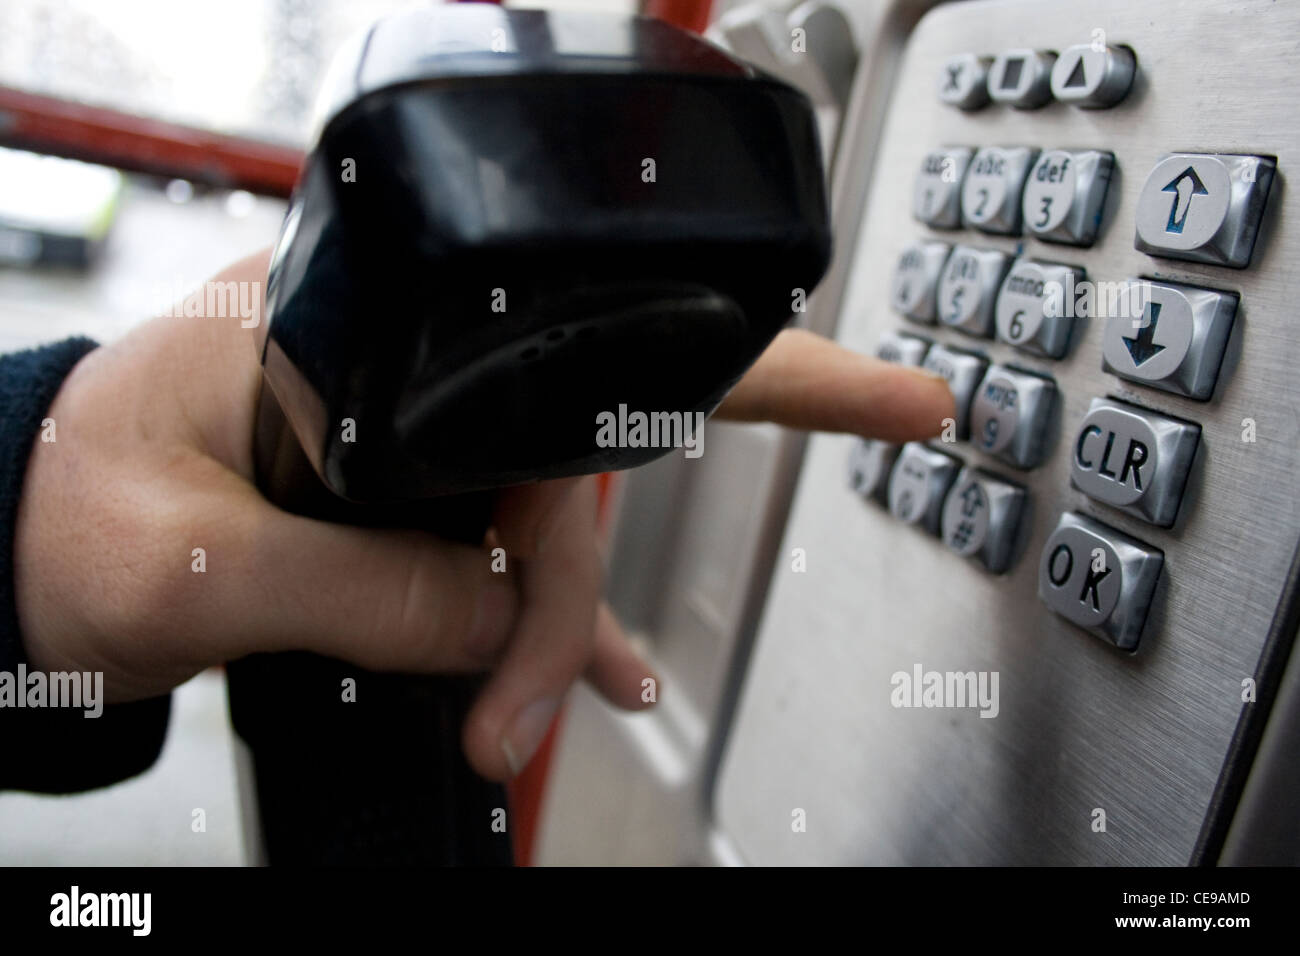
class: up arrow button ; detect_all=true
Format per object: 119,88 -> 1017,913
1134,153 -> 1276,268
1162,167 -> 1208,234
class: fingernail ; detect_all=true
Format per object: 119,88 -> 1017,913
501,696 -> 561,776
905,364 -> 951,385
466,580 -> 516,660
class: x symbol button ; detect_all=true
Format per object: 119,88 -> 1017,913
938,53 -> 991,110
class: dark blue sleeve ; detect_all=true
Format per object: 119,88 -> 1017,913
0,337 -> 172,792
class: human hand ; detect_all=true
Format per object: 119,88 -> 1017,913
13,250 -> 953,780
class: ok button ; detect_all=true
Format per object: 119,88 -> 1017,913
1038,512 -> 1163,650
1070,398 -> 1199,527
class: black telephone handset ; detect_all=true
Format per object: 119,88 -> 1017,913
227,4 -> 831,864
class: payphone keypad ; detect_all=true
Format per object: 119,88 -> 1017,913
868,44 -> 1278,646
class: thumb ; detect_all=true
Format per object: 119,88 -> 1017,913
215,498 -> 519,673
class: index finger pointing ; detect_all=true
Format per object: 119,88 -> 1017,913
716,328 -> 955,442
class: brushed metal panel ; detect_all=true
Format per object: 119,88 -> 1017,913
715,0 -> 1300,865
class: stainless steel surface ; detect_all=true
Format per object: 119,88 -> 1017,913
891,239 -> 951,320
1220,563 -> 1300,864
935,244 -> 1011,335
913,147 -> 971,227
994,258 -> 1081,357
1049,43 -> 1135,110
941,466 -> 1025,573
1038,512 -> 1163,651
1134,153 -> 1276,268
921,342 -> 985,438
1070,398 -> 1199,528
988,48 -> 1053,109
968,364 -> 1055,468
1100,280 -> 1237,400
962,146 -> 1038,233
714,0 -> 1300,865
1021,149 -> 1114,246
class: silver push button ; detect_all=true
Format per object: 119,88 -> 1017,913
968,365 -> 1055,469
962,146 -> 1038,234
891,239 -> 951,323
938,54 -> 992,110
921,344 -> 988,440
888,442 -> 961,535
995,258 -> 1082,359
1071,398 -> 1199,528
1021,149 -> 1114,246
1134,153 -> 1276,268
1038,512 -> 1163,651
848,438 -> 898,503
913,148 -> 972,228
877,330 -> 929,366
936,244 -> 1011,336
987,49 -> 1055,109
1049,44 -> 1136,108
1101,279 -> 1238,400
941,467 -> 1026,573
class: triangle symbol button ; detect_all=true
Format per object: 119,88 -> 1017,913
1063,58 -> 1087,88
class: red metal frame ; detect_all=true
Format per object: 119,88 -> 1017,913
0,85 -> 304,197
644,0 -> 715,35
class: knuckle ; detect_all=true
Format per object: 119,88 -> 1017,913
380,545 -> 480,668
